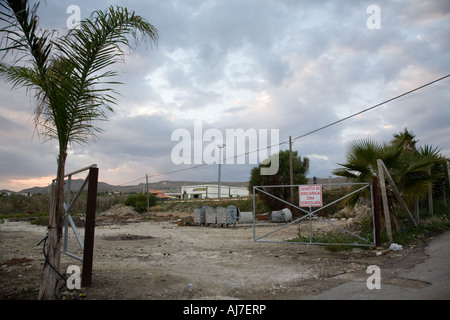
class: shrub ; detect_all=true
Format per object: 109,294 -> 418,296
124,193 -> 156,213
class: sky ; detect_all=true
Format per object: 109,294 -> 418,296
0,0 -> 449,192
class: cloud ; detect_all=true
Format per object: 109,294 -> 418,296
1,0 -> 449,191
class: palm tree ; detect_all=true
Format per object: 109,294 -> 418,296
395,144 -> 443,205
332,138 -> 402,197
333,132 -> 443,219
0,0 -> 158,299
391,127 -> 418,154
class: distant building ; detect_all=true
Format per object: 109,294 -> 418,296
181,184 -> 249,200
149,190 -> 175,200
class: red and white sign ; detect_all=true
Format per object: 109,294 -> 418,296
299,185 -> 323,207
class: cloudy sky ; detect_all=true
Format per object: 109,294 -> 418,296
1,0 -> 449,191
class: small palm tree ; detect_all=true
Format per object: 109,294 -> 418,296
333,132 -> 444,215
0,0 -> 158,299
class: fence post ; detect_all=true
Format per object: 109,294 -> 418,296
372,176 -> 381,247
81,167 -> 98,287
377,159 -> 393,243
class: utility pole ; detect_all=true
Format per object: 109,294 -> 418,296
289,136 -> 294,204
218,144 -> 225,199
146,174 -> 149,215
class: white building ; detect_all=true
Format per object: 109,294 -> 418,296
181,184 -> 249,200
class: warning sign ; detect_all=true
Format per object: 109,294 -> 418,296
299,185 -> 323,207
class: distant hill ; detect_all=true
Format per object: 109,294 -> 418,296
17,180 -> 250,195
18,180 -> 117,195
15,177 -> 346,195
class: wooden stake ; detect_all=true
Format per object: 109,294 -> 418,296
377,159 -> 393,243
372,176 -> 381,247
379,159 -> 417,227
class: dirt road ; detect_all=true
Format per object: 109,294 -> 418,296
0,211 -> 430,300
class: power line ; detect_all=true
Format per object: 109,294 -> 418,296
116,176 -> 147,186
117,163 -> 211,186
117,73 -> 450,185
291,73 -> 450,144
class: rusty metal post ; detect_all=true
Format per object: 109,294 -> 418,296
81,167 -> 98,287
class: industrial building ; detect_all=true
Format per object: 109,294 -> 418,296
181,184 -> 249,200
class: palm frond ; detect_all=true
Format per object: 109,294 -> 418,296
48,5 -> 159,146
334,132 -> 445,210
0,62 -> 41,89
0,0 -> 53,74
417,144 -> 441,158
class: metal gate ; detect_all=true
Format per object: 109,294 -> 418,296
252,183 -> 375,247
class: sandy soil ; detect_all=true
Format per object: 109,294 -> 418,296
0,208 -> 429,300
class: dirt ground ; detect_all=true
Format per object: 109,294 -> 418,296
0,206 -> 431,300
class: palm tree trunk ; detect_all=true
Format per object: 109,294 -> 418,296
38,149 -> 67,299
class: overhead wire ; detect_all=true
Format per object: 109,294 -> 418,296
290,73 -> 450,144
116,73 -> 450,186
